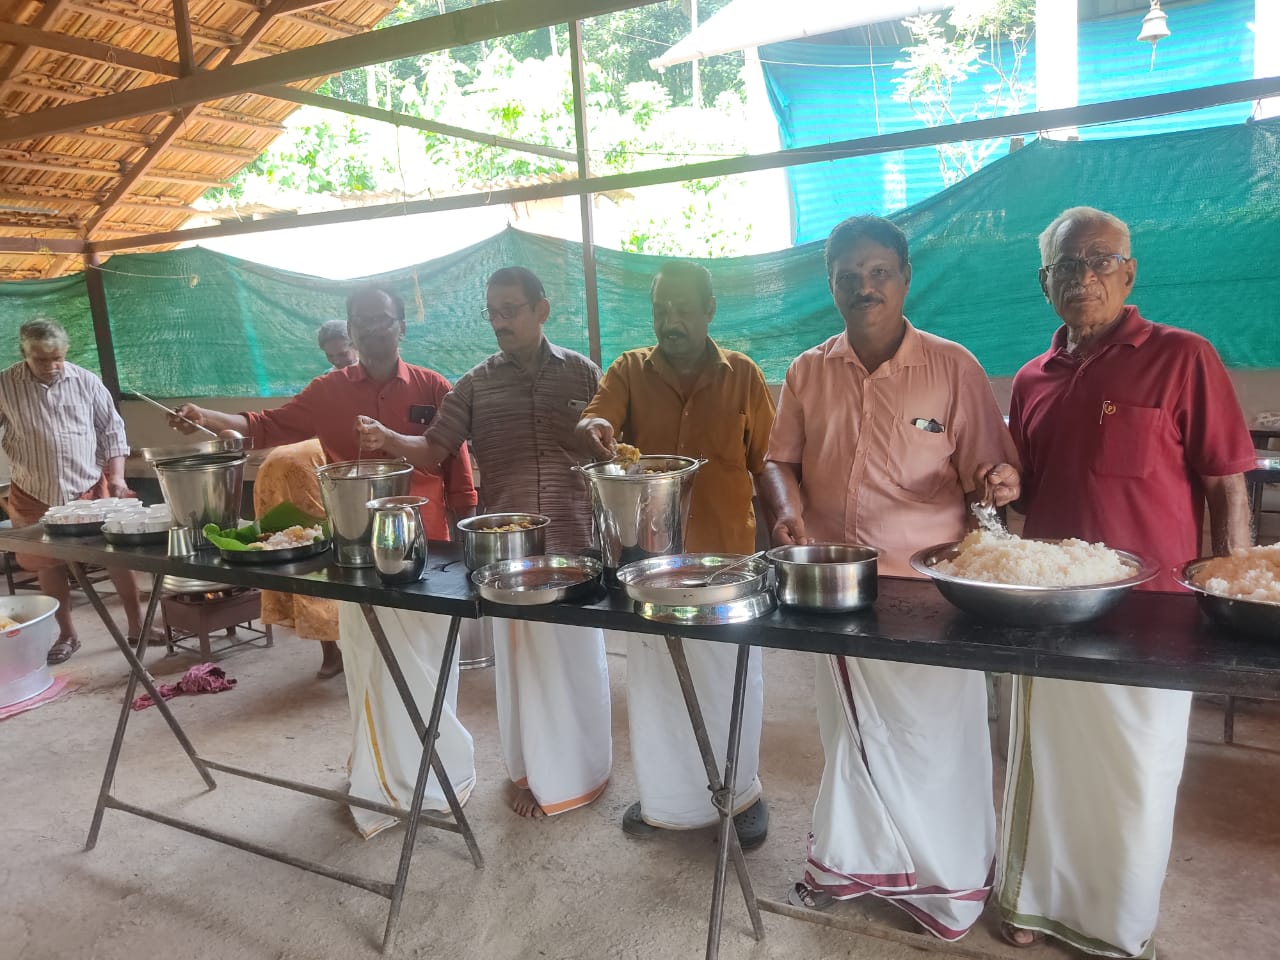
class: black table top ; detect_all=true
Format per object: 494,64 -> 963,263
0,525 -> 480,618
5,525 -> 1279,699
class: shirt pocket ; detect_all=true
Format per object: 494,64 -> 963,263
1093,403 -> 1163,479
706,412 -> 748,465
889,417 -> 958,503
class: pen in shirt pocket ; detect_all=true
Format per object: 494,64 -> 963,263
910,417 -> 945,434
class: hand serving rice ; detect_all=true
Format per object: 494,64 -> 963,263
1191,544 -> 1280,603
245,525 -> 325,551
935,530 -> 1136,587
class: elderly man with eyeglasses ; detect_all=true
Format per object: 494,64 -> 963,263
981,207 -> 1254,956
357,267 -> 612,821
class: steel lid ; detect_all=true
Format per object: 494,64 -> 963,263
140,436 -> 252,463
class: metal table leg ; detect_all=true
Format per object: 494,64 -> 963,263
359,605 -> 484,953
664,635 -> 765,960
75,567 -> 217,850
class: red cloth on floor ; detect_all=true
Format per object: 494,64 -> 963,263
130,663 -> 236,711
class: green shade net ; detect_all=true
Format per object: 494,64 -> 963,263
2,118 -> 1277,395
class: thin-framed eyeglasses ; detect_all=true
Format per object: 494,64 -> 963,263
482,302 -> 531,323
1039,254 -> 1132,281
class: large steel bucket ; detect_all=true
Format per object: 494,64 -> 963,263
153,453 -> 246,548
574,456 -> 704,576
316,460 -> 413,567
0,594 -> 60,708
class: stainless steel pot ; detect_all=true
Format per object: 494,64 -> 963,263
456,513 -> 549,572
368,496 -> 428,585
152,453 -> 246,549
0,594 -> 60,708
315,460 -> 413,567
573,456 -> 705,574
768,543 -> 880,612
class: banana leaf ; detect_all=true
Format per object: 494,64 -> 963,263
203,502 -> 328,551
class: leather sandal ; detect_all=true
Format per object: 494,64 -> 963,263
47,636 -> 81,665
786,881 -> 834,911
999,921 -> 1044,948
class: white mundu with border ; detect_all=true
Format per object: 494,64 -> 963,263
338,602 -> 476,838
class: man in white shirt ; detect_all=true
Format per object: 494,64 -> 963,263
0,319 -> 150,663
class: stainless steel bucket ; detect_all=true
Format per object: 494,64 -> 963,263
0,594 -> 60,708
316,460 -> 413,567
153,453 -> 246,548
574,456 -> 704,575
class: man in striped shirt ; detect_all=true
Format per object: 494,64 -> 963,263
356,266 -> 612,821
0,319 -> 152,663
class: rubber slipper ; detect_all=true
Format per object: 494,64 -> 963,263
786,881 -> 834,911
47,636 -> 81,665
732,798 -> 769,850
621,801 -> 659,839
999,921 -> 1044,948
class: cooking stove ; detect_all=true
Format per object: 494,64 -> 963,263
160,582 -> 272,660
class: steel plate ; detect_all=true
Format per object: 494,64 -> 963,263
472,555 -> 603,606
616,553 -> 770,606
634,589 -> 776,625
1177,558 -> 1280,640
219,538 -> 330,565
103,529 -> 169,547
139,436 -> 252,462
910,540 -> 1158,626
42,519 -> 104,537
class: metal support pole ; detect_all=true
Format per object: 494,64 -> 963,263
84,253 -> 121,403
664,635 -> 765,960
568,19 -> 603,367
79,571 -> 216,849
357,606 -> 484,953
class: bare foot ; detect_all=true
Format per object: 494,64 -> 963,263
510,786 -> 545,819
316,642 -> 343,680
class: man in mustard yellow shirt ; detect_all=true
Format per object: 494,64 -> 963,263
577,260 -> 774,847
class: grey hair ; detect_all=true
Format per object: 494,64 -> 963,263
19,318 -> 68,355
1038,207 -> 1132,264
316,318 -> 351,348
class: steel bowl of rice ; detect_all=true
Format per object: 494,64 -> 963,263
1176,545 -> 1280,639
910,530 -> 1159,626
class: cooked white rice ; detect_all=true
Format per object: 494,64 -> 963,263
245,525 -> 324,551
1193,544 -> 1280,604
935,530 -> 1136,587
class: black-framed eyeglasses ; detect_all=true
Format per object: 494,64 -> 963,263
481,302 -> 531,323
1039,254 -> 1131,281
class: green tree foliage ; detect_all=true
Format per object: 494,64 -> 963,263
892,0 -> 1036,184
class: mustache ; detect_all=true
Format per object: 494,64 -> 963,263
851,295 -> 883,307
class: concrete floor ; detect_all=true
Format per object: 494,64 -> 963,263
1,591 -> 1277,960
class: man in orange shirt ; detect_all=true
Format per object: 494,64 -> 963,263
577,260 -> 775,848
172,286 -> 478,837
761,216 -> 1015,939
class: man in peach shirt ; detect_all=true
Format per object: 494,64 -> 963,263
761,216 -> 1016,941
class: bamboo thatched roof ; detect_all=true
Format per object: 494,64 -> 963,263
0,0 -> 396,280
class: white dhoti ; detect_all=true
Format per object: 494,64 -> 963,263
338,602 -> 477,838
997,677 -> 1191,958
627,633 -> 764,829
491,617 -> 612,814
806,656 -> 995,941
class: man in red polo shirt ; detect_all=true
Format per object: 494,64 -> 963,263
982,207 -> 1254,957
172,286 -> 480,837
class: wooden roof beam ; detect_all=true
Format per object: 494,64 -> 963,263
0,22 -> 184,78
0,0 -> 662,143
81,0 -> 299,236
172,0 -> 197,75
0,237 -> 85,254
0,0 -> 73,95
86,72 -> 1280,256
264,85 -> 577,162
59,1 -> 289,54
